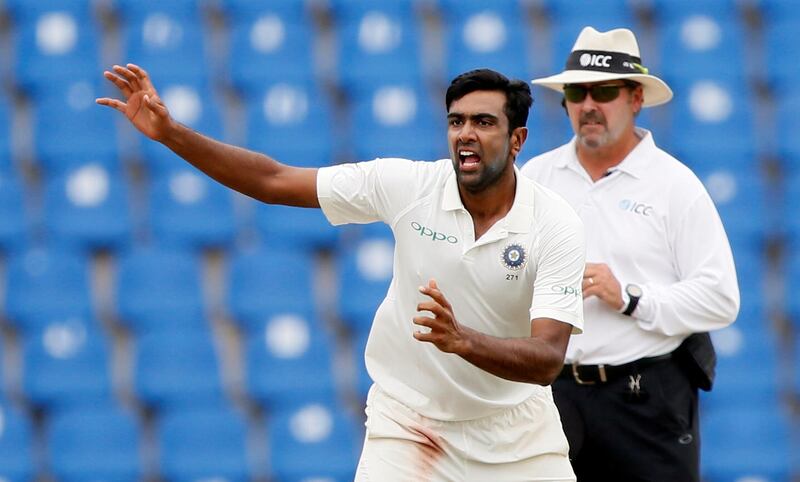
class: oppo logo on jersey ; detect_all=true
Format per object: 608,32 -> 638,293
580,53 -> 612,68
411,221 -> 458,244
619,199 -> 654,216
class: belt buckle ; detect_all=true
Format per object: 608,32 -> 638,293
571,364 -> 608,385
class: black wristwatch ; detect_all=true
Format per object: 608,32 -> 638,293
622,284 -> 642,316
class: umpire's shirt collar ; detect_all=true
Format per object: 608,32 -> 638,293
556,127 -> 654,180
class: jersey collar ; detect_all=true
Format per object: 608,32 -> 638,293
442,165 -> 534,234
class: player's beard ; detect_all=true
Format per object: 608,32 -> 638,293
454,153 -> 510,194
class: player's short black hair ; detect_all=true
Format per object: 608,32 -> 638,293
445,69 -> 533,133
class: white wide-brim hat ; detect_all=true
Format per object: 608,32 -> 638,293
532,27 -> 673,107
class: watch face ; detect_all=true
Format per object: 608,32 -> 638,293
627,284 -> 643,298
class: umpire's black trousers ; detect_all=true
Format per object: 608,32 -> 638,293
553,354 -> 699,482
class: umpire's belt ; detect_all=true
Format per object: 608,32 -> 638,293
558,353 -> 673,385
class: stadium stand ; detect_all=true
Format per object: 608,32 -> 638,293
439,0 -> 533,83
348,78 -> 445,161
42,163 -> 132,251
157,405 -> 252,482
0,171 -> 29,252
221,0 -> 317,91
46,403 -> 144,482
147,166 -> 237,249
243,313 -> 339,411
0,0 -> 796,479
332,0 -> 425,93
242,79 -> 336,168
115,246 -> 207,333
7,0 -> 102,94
21,319 -> 114,409
0,401 -> 36,482
267,401 -> 361,482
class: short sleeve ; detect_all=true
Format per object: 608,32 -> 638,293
317,158 -> 439,227
529,193 -> 586,333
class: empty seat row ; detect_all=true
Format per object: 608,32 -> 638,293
0,399 -> 361,482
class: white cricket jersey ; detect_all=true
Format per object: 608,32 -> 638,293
521,128 -> 740,366
317,158 -> 585,421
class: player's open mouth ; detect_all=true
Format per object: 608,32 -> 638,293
459,150 -> 481,170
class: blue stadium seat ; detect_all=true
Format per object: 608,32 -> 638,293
728,244 -> 767,322
758,0 -> 800,25
7,0 -> 102,94
243,80 -> 336,168
116,247 -> 207,333
134,330 -> 225,409
775,91 -> 800,173
222,0 -> 317,92
147,167 -> 237,249
0,94 -> 13,173
227,245 -> 317,334
43,164 -> 132,251
349,80 -> 446,161
116,0 -> 210,83
333,1 -> 425,93
267,401 -> 360,482
439,0 -> 532,83
4,248 -> 93,333
244,313 -> 338,411
0,401 -> 36,482
21,320 -> 114,409
785,251 -> 800,323
158,405 -> 251,482
0,171 -> 30,252
704,325 -> 781,412
47,404 -> 144,482
783,173 -> 800,244
696,167 -> 770,251
655,10 -> 748,88
32,80 -> 121,173
255,204 -> 340,251
139,79 -> 225,174
763,19 -> 800,92
702,407 -> 793,482
336,236 -> 393,333
546,3 -> 639,76
666,79 -> 758,164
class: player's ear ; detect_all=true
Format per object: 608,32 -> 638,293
510,127 -> 528,157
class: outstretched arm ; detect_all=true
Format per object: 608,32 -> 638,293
413,280 -> 572,385
96,64 -> 319,207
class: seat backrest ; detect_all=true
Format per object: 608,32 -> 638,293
244,314 -> 338,410
43,164 -> 132,251
158,405 -> 251,482
227,245 -> 317,333
8,0 -> 102,94
243,80 -> 335,168
47,404 -> 143,482
0,401 -> 36,482
134,330 -> 225,409
147,168 -> 237,250
21,320 -> 114,409
116,246 -> 207,333
5,248 -> 93,332
267,401 -> 360,481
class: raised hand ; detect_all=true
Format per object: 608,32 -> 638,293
95,64 -> 172,141
413,279 -> 470,354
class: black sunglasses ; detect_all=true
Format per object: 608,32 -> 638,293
563,82 -> 636,103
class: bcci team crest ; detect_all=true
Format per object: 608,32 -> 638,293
501,243 -> 527,271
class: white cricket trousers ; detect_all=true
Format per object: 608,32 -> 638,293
354,385 -> 576,482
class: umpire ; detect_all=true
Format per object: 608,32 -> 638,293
521,27 -> 740,481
